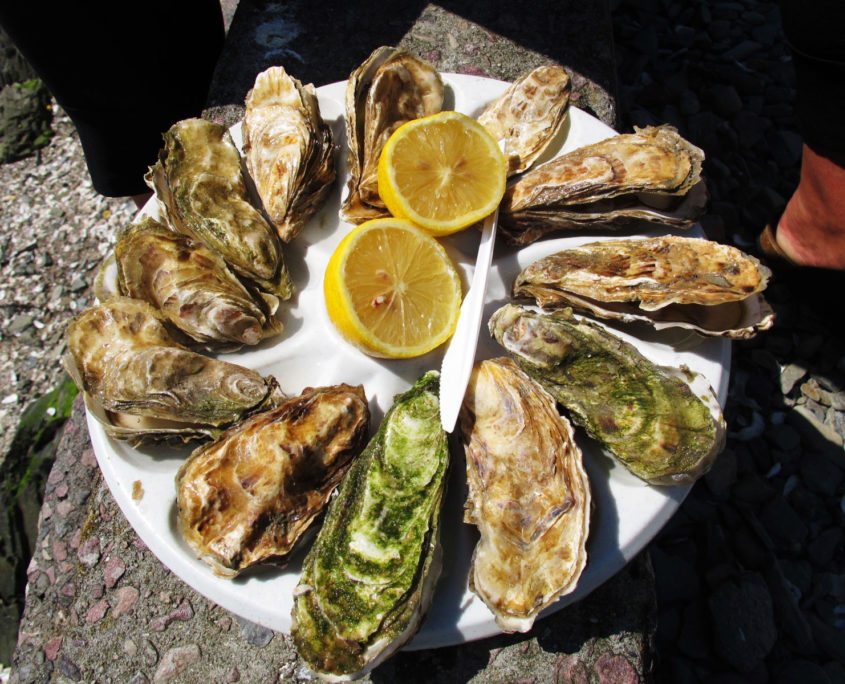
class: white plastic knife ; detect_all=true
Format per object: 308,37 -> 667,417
438,193 -> 501,433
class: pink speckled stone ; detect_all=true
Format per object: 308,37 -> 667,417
104,556 -> 125,588
86,599 -> 109,623
44,636 -> 62,661
596,654 -> 638,684
52,539 -> 68,562
112,586 -> 140,616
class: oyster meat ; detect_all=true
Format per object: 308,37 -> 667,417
514,235 -> 774,339
243,66 -> 336,242
292,371 -> 448,680
64,297 -> 285,444
146,117 -> 293,299
500,125 -> 707,244
114,215 -> 283,350
341,46 -> 444,224
490,304 -> 726,485
459,357 -> 590,633
176,383 -> 369,577
477,65 -> 571,176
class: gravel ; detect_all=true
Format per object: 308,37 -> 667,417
0,108 -> 137,462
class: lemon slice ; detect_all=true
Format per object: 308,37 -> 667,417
324,218 -> 462,358
377,111 -> 507,236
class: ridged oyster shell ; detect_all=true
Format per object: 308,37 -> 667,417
146,117 -> 293,299
477,65 -> 571,176
514,235 -> 774,339
176,383 -> 369,578
340,46 -> 444,224
490,304 -> 726,486
292,371 -> 448,681
459,357 -> 590,633
114,215 -> 283,350
500,125 -> 707,244
243,66 -> 336,242
64,297 -> 284,445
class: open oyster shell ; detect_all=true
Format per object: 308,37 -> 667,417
490,304 -> 726,486
145,117 -> 293,299
340,46 -> 444,224
176,383 -> 369,578
243,66 -> 336,242
500,125 -> 707,244
114,215 -> 283,350
514,235 -> 774,339
64,297 -> 285,445
459,358 -> 590,633
292,371 -> 448,681
477,65 -> 571,176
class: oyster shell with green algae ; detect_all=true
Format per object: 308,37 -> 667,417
513,235 -> 774,339
145,117 -> 293,299
477,65 -> 572,177
291,371 -> 449,681
459,357 -> 591,633
114,215 -> 283,351
243,66 -> 336,243
176,383 -> 369,578
499,124 -> 707,245
489,304 -> 726,486
64,297 -> 285,445
340,46 -> 444,224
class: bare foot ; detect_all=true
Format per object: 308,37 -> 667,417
774,144 -> 845,270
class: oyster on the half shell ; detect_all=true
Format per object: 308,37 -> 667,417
490,304 -> 726,486
340,46 -> 444,224
292,371 -> 448,681
500,125 -> 707,244
114,216 -> 283,350
64,297 -> 285,445
477,65 -> 571,176
243,66 -> 336,242
514,235 -> 774,339
146,117 -> 293,299
459,358 -> 590,633
176,383 -> 369,578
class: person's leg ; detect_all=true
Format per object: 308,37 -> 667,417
0,0 -> 225,198
767,0 -> 845,270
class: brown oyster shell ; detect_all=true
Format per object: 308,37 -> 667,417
176,383 -> 369,577
513,235 -> 774,339
500,124 -> 707,244
459,357 -> 590,632
477,65 -> 571,176
243,66 -> 336,242
340,46 -> 444,224
114,215 -> 283,350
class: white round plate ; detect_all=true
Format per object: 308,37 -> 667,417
87,74 -> 730,650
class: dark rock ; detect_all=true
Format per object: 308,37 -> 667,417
758,496 -> 809,553
708,573 -> 777,672
810,614 -> 845,662
779,558 -> 813,597
677,599 -> 711,660
237,617 -> 274,648
733,472 -> 776,505
775,660 -> 831,684
800,453 -> 844,497
808,527 -> 844,567
650,546 -> 701,604
710,84 -> 743,117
